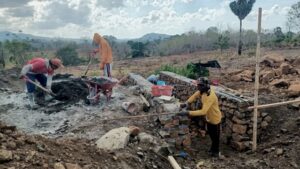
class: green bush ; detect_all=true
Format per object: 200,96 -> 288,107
56,45 -> 82,66
155,63 -> 208,79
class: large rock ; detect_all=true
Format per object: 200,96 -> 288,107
293,57 -> 300,66
288,84 -> 300,96
138,132 -> 157,144
270,79 -> 290,88
65,163 -> 82,169
280,63 -> 292,75
232,70 -> 254,82
232,124 -> 247,134
260,70 -> 275,84
261,54 -> 285,67
54,163 -> 66,169
0,149 -> 12,163
96,127 -> 130,151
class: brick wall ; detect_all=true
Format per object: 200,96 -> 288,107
159,71 -> 272,151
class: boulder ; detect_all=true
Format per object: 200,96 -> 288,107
96,127 -> 130,151
280,63 -> 292,75
260,70 -> 275,84
261,54 -> 285,67
232,124 -> 247,134
54,163 -> 66,169
293,57 -> 300,66
231,141 -> 247,151
288,84 -> 300,96
273,68 -> 283,77
138,132 -> 156,144
128,126 -> 140,136
270,79 -> 290,88
0,149 -> 12,163
65,163 -> 82,169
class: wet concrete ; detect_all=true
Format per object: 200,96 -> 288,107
0,85 -> 136,140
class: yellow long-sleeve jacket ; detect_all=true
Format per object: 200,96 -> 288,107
187,88 -> 222,125
93,33 -> 113,70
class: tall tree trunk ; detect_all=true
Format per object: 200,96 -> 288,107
238,19 -> 242,55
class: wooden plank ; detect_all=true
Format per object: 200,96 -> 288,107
140,94 -> 150,107
167,156 -> 182,169
253,7 -> 262,152
248,99 -> 300,110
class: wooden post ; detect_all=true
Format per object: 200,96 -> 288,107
253,8 -> 262,151
248,99 -> 300,110
168,156 -> 182,169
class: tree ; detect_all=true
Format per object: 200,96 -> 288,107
216,34 -> 230,54
0,42 -> 5,68
273,27 -> 285,47
287,2 -> 300,30
127,41 -> 147,58
4,40 -> 31,66
56,45 -> 81,66
229,0 -> 256,55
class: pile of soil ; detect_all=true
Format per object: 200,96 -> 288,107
0,122 -> 172,169
51,78 -> 89,103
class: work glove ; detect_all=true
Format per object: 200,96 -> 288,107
177,111 -> 189,116
180,103 -> 187,109
19,74 -> 25,80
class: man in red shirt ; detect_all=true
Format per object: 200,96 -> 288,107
20,58 -> 63,107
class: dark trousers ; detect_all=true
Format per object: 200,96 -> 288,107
207,122 -> 220,154
26,73 -> 47,93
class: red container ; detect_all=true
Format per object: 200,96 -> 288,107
151,85 -> 173,97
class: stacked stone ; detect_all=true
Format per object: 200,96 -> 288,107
159,71 -> 273,151
126,73 -> 153,100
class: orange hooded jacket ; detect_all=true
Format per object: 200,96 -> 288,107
93,33 -> 113,70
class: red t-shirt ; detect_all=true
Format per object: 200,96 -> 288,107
27,58 -> 54,75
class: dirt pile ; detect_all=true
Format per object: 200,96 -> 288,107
51,78 -> 89,103
0,122 -> 171,169
228,54 -> 300,98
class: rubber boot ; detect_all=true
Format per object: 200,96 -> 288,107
27,93 -> 38,109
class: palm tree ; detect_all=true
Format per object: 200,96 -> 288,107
229,0 -> 256,55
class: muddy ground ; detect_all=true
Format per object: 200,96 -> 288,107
0,50 -> 299,169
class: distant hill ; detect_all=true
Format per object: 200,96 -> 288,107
0,31 -> 172,43
133,33 -> 171,42
0,31 -> 51,41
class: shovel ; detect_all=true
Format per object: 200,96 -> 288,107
24,77 -> 57,97
83,52 -> 94,76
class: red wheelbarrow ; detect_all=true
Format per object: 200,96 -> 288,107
83,76 -> 119,104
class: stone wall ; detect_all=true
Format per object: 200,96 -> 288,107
159,71 -> 272,151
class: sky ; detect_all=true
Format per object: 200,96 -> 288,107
0,0 -> 298,39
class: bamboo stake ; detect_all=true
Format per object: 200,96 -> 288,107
168,156 -> 182,169
248,99 -> 300,110
253,8 -> 262,152
100,112 -> 176,121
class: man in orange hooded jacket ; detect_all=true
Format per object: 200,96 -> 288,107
92,33 -> 113,77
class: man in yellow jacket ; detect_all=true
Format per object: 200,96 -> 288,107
92,33 -> 113,77
178,77 -> 223,158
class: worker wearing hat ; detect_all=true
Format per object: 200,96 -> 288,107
178,77 -> 223,158
19,57 -> 63,108
92,33 -> 113,77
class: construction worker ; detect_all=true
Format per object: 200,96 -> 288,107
92,33 -> 113,77
177,77 -> 223,158
19,57 -> 63,108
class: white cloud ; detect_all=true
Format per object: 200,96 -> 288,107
248,4 -> 291,21
181,0 -> 194,4
0,0 -> 295,38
